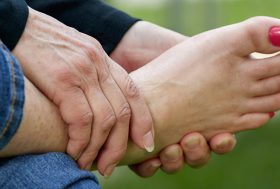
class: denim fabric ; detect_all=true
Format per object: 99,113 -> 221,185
0,41 -> 24,149
0,43 -> 100,188
0,152 -> 101,189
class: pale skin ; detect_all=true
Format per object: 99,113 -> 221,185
111,20 -> 237,176
13,7 -> 155,171
2,16 -> 280,177
14,8 -> 227,175
11,7 -> 236,176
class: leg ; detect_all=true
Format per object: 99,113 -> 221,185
0,152 -> 100,189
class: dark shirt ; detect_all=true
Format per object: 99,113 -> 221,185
0,0 -> 138,54
0,0 -> 28,50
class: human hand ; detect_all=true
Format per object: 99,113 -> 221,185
13,8 -> 154,174
110,21 -> 187,72
124,17 -> 280,166
111,21 -> 237,176
130,133 -> 236,177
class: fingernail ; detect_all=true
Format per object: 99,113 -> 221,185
143,131 -> 155,152
217,139 -> 230,150
185,136 -> 201,149
151,161 -> 161,169
74,151 -> 82,161
164,147 -> 181,162
269,26 -> 280,47
85,162 -> 92,171
269,112 -> 275,118
104,163 -> 117,178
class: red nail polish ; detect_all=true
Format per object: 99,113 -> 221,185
269,112 -> 275,118
269,26 -> 280,47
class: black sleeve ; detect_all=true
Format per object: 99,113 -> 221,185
0,0 -> 29,50
26,0 -> 139,54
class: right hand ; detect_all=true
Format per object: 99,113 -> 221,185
13,8 -> 154,174
130,133 -> 236,177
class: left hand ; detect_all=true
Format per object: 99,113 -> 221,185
110,21 -> 236,176
13,9 -> 154,175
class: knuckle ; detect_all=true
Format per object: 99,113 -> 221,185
106,147 -> 127,163
98,69 -> 111,83
55,67 -> 80,86
101,111 -> 117,133
90,38 -> 103,52
82,149 -> 98,160
83,41 -> 105,62
82,42 -> 110,83
75,58 -> 95,76
116,103 -> 131,122
76,138 -> 90,149
78,111 -> 93,125
125,75 -> 140,99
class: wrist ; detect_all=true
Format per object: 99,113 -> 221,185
111,21 -> 188,72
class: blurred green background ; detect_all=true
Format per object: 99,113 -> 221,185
97,0 -> 280,188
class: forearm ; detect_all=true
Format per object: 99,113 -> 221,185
0,77 -> 157,165
0,70 -> 182,166
0,78 -> 68,157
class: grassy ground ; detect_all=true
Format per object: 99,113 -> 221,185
98,1 -> 280,188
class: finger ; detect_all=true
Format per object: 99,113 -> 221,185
59,88 -> 92,161
237,113 -> 271,131
180,133 -> 211,168
209,133 -> 236,154
80,52 -> 131,172
129,159 -> 162,178
251,75 -> 280,97
94,70 -> 131,175
77,86 -> 116,170
159,145 -> 184,174
96,118 -> 129,177
247,93 -> 280,113
108,59 -> 154,152
94,66 -> 132,176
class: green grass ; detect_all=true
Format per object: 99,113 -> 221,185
99,1 -> 280,188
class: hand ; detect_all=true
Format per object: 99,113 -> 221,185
124,16 -> 280,166
111,21 -> 186,72
130,133 -> 236,177
13,8 -> 154,174
111,21 -> 237,175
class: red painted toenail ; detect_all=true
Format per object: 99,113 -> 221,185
268,112 -> 275,118
269,26 -> 280,47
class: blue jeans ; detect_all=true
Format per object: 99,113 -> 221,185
0,42 -> 100,189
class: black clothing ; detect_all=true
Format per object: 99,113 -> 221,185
0,0 -> 138,54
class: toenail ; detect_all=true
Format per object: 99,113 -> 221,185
269,112 -> 275,118
185,136 -> 201,150
269,26 -> 280,47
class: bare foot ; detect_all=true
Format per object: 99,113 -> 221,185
128,17 -> 280,156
